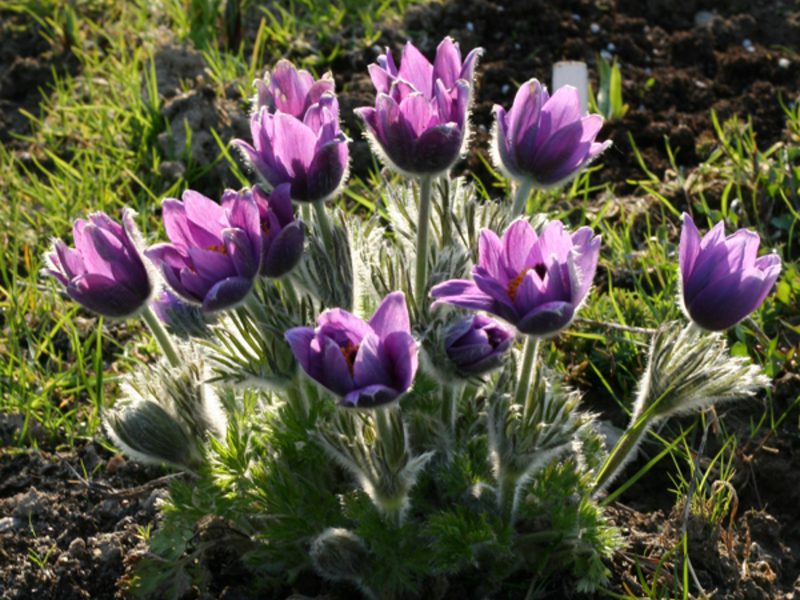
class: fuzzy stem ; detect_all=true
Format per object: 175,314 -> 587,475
511,177 -> 534,217
313,199 -> 335,258
515,337 -> 540,410
374,407 -> 404,473
593,413 -> 654,493
414,175 -> 434,307
301,203 -> 312,223
141,305 -> 181,368
440,382 -> 461,446
281,276 -> 300,307
285,374 -> 309,421
498,472 -> 520,527
440,178 -> 451,248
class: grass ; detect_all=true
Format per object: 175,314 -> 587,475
0,0 -> 799,596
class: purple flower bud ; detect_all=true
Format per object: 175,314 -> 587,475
233,60 -> 349,203
355,37 -> 483,176
253,60 -> 335,119
431,220 -> 600,337
42,209 -> 153,318
285,292 -> 418,409
145,190 -> 262,313
445,315 -> 513,376
679,213 -> 781,331
221,184 -> 304,278
492,79 -> 611,188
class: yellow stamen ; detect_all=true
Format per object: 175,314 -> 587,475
340,343 -> 360,377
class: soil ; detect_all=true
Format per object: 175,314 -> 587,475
2,0 -> 800,598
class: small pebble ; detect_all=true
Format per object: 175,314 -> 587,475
106,454 -> 126,474
600,49 -> 613,61
590,23 -> 600,34
501,84 -> 510,95
572,13 -> 581,21
372,45 -> 382,55
742,39 -> 753,49
607,42 -> 616,52
694,11 -> 715,27
645,67 -> 652,74
514,43 -> 521,50
497,5 -> 504,11
695,80 -> 707,89
643,25 -> 650,33
747,46 -> 755,54
466,21 -> 474,32
779,57 -> 791,68
478,124 -> 487,132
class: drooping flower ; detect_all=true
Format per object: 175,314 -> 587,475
492,79 -> 611,189
285,292 -> 418,408
355,37 -> 482,176
145,190 -> 262,313
444,315 -> 514,376
233,60 -> 349,203
253,59 -> 335,118
431,220 -> 600,337
679,213 -> 781,331
43,209 -> 153,318
221,184 -> 304,278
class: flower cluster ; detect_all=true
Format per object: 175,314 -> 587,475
41,36 -> 783,598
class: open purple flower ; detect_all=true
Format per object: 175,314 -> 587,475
431,220 -> 600,337
679,213 -> 781,331
145,190 -> 262,313
254,59 -> 335,118
221,184 -> 304,278
355,37 -> 482,176
445,315 -> 514,376
492,79 -> 611,189
43,209 -> 153,318
233,60 -> 349,203
285,292 -> 418,408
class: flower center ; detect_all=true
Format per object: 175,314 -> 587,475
340,343 -> 360,377
506,264 -> 547,303
207,244 -> 228,255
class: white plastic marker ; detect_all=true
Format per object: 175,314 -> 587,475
552,61 -> 589,114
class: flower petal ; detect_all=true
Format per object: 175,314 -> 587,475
369,292 -> 410,338
262,221 -> 304,278
67,273 -> 144,318
201,276 -> 253,312
433,37 -> 462,90
398,42 -> 433,98
382,330 -> 418,393
516,300 -> 575,337
340,385 -> 399,409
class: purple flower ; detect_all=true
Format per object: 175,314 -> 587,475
145,190 -> 262,313
431,220 -> 600,337
43,209 -> 153,318
232,60 -> 349,203
221,184 -> 304,278
253,59 -> 335,119
492,79 -> 611,188
285,292 -> 418,408
355,37 -> 482,176
445,315 -> 514,376
679,213 -> 781,331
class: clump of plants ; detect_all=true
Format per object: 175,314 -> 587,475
41,36 -> 780,598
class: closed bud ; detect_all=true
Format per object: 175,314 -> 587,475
310,528 -> 370,583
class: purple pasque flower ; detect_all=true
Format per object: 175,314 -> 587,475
145,190 -> 262,313
221,184 -> 304,278
285,292 -> 418,408
253,59 -> 335,118
233,60 -> 349,204
431,219 -> 600,337
445,314 -> 514,376
43,209 -> 153,318
679,213 -> 781,331
355,37 -> 482,176
492,79 -> 611,189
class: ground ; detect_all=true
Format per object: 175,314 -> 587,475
1,0 -> 800,598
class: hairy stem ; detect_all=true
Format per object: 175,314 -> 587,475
313,199 -> 335,258
440,382 -> 461,448
511,177 -> 534,217
414,175 -> 434,307
515,337 -> 540,410
593,413 -> 654,493
281,276 -> 299,307
498,472 -> 520,527
141,305 -> 181,368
